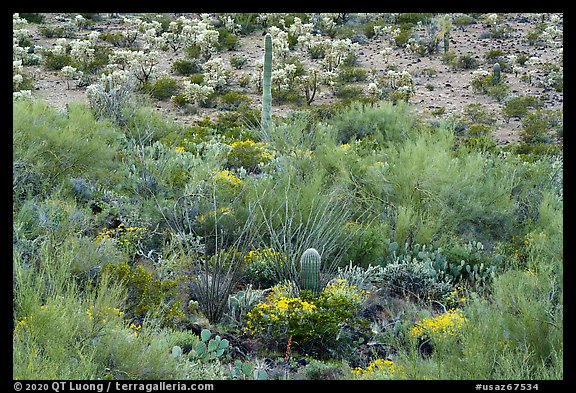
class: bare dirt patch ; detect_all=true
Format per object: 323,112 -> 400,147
21,13 -> 563,145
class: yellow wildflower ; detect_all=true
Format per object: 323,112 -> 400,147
410,309 -> 467,339
353,359 -> 405,379
214,169 -> 243,186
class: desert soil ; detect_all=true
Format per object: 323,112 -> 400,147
22,13 -> 563,145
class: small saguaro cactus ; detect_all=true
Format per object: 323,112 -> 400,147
261,33 -> 273,134
300,248 -> 321,295
443,33 -> 450,53
492,62 -> 501,85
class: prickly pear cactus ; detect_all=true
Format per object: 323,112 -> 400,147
300,248 -> 321,295
261,33 -> 272,133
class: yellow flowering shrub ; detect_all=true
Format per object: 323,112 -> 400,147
244,279 -> 369,356
95,223 -> 150,256
444,285 -> 467,308
226,139 -> 274,173
409,309 -> 467,341
213,169 -> 243,187
102,262 -> 184,327
243,247 -> 287,287
352,359 -> 406,379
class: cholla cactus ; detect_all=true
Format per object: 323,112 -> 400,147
181,81 -> 214,106
60,66 -> 84,89
300,248 -> 321,295
322,38 -> 359,72
203,58 -> 230,92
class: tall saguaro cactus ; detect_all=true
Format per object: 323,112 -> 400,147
261,33 -> 272,134
300,248 -> 321,296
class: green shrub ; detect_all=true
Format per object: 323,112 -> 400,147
337,66 -> 368,82
444,269 -> 562,379
502,95 -> 544,120
20,13 -> 45,24
226,139 -> 273,173
13,100 -> 121,189
230,53 -> 248,69
520,109 -> 562,144
456,53 -> 480,70
102,262 -> 184,327
216,28 -> 239,50
38,25 -> 67,38
185,44 -> 202,59
380,255 -> 454,302
99,31 -> 131,47
242,248 -> 287,288
13,238 -> 192,380
232,13 -> 260,35
172,59 -> 201,76
440,49 -> 458,67
452,14 -> 476,29
144,76 -> 181,101
244,279 -> 369,358
330,100 -> 415,145
333,84 -> 364,100
218,91 -> 250,110
396,13 -> 433,25
471,70 -> 509,101
42,51 -> 72,70
299,359 -> 345,380
460,103 -> 497,127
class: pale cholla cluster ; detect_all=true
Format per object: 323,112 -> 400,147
484,13 -> 500,27
181,81 -> 214,106
288,17 -> 314,38
380,47 -> 393,63
471,68 -> 491,81
202,58 -> 230,92
69,39 -> 95,64
255,13 -> 290,28
251,21 -> 359,102
373,25 -> 401,46
47,38 -> 69,56
515,53 -> 562,89
85,70 -> 137,121
13,14 -> 40,65
12,14 -> 37,96
271,63 -> 299,93
314,13 -> 338,36
322,38 -> 359,72
87,70 -> 133,93
221,15 -> 241,35
165,15 -> 220,59
297,32 -> 326,58
267,26 -> 291,62
108,49 -> 161,84
384,70 -> 415,96
12,15 -> 32,48
13,60 -> 25,91
60,65 -> 83,89
366,67 -> 415,102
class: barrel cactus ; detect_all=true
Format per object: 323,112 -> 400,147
261,33 -> 272,134
300,248 -> 321,295
492,62 -> 501,85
